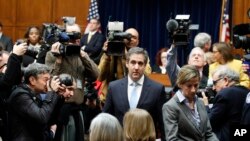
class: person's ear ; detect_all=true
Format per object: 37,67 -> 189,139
29,76 -> 36,86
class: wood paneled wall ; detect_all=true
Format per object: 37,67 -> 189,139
0,0 -> 89,42
0,0 -> 250,46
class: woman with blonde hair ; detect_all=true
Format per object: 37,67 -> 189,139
89,113 -> 124,141
123,108 -> 156,141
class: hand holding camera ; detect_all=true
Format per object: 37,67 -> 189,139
13,42 -> 28,56
47,75 -> 64,93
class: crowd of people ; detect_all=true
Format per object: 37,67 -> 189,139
0,17 -> 250,141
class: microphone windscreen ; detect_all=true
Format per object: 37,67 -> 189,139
166,19 -> 178,32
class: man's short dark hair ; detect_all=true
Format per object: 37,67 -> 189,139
0,21 -> 3,27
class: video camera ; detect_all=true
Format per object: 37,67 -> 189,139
196,86 -> 216,103
233,23 -> 250,52
166,15 -> 199,46
42,17 -> 82,56
106,21 -> 132,56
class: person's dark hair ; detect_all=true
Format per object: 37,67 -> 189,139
213,42 -> 233,62
23,63 -> 50,84
155,47 -> 168,66
0,21 -> 2,28
126,47 -> 148,64
24,26 -> 42,42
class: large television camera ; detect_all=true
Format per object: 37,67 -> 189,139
42,21 -> 82,56
106,21 -> 132,56
166,15 -> 199,46
233,23 -> 250,52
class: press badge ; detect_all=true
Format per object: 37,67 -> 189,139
76,79 -> 83,89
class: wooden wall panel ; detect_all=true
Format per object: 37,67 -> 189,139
53,0 -> 89,31
232,0 -> 250,25
16,0 -> 53,26
0,0 -> 89,43
0,0 -> 16,26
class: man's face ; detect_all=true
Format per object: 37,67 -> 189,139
88,19 -> 100,32
31,73 -> 51,94
212,74 -> 226,92
126,54 -> 146,81
188,49 -> 206,68
125,29 -> 139,48
58,83 -> 75,101
179,77 -> 200,100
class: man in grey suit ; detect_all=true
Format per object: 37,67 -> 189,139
162,65 -> 218,141
0,22 -> 13,52
103,47 -> 167,140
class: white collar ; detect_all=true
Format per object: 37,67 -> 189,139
128,75 -> 144,86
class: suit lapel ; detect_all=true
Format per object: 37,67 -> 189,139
137,77 -> 150,107
121,77 -> 130,109
174,95 -> 203,135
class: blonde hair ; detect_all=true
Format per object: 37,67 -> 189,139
89,113 -> 124,141
176,65 -> 200,86
123,109 -> 156,141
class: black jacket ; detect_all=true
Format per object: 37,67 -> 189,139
8,84 -> 62,141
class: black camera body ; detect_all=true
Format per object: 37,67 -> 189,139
166,15 -> 198,46
42,23 -> 82,56
16,39 -> 42,59
59,74 -> 74,86
196,87 -> 216,103
233,23 -> 250,52
106,21 -> 131,56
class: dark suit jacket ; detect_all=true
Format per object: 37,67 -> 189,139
0,34 -> 13,52
103,76 -> 167,140
209,85 -> 249,141
80,32 -> 105,64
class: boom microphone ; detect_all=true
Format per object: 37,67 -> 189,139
166,19 -> 178,32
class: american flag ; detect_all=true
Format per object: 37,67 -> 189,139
84,0 -> 100,33
220,0 -> 230,42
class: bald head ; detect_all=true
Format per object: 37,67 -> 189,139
125,28 -> 139,48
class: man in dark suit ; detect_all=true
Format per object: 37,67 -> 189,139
80,18 -> 105,64
203,66 -> 249,141
103,47 -> 167,140
0,22 -> 13,52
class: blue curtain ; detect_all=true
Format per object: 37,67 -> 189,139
98,0 -> 222,66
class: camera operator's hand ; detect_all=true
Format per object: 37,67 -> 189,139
201,92 -> 209,106
80,50 -> 91,60
12,42 -> 28,56
47,76 -> 64,93
51,42 -> 61,54
102,40 -> 108,52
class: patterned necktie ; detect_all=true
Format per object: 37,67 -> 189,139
129,82 -> 139,109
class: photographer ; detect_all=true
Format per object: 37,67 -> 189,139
7,63 -> 67,141
0,42 -> 27,140
203,66 -> 249,141
98,28 -> 152,104
45,23 -> 99,141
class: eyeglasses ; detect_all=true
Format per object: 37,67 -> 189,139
213,77 -> 223,85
